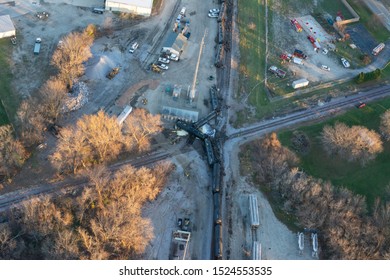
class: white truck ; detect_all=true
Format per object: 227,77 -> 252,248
34,38 -> 41,54
292,78 -> 309,89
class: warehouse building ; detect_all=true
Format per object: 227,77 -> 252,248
105,0 -> 153,16
0,15 -> 16,39
162,32 -> 188,56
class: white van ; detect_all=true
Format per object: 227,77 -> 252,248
129,42 -> 139,53
180,7 -> 186,16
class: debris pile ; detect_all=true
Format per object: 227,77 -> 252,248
62,82 -> 89,112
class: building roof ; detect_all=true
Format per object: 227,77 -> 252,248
0,15 -> 15,34
172,33 -> 187,52
164,32 -> 179,48
164,32 -> 187,53
106,0 -> 153,9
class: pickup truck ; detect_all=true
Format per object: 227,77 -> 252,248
269,65 -> 286,78
34,38 -> 41,54
294,49 -> 307,59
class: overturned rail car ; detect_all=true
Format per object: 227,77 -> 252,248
176,120 -> 207,140
204,138 -> 215,166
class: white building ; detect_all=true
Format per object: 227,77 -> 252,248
0,15 -> 16,39
105,0 -> 153,16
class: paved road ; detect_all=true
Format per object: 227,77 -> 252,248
364,0 -> 390,31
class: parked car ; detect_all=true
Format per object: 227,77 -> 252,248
321,65 -> 330,71
341,57 -> 350,68
157,63 -> 168,70
209,8 -> 220,14
170,53 -> 179,61
92,8 -> 104,14
208,13 -> 219,18
129,42 -> 138,53
158,57 -> 170,64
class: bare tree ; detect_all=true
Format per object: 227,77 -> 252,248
51,111 -> 125,173
123,109 -> 163,152
380,110 -> 390,141
250,133 -> 298,187
51,109 -> 163,174
38,77 -> 68,122
321,122 -> 383,165
0,223 -> 18,259
51,26 -> 94,88
16,99 -> 46,146
0,125 -> 27,177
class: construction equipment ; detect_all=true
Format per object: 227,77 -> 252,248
106,67 -> 119,79
151,64 -> 162,73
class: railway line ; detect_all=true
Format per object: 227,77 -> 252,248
228,85 -> 390,140
0,152 -> 171,212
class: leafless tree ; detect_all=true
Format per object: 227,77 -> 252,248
51,26 -> 95,88
16,99 -> 46,146
123,109 -> 163,152
0,223 -> 18,259
38,77 -> 68,122
380,110 -> 390,141
321,122 -> 383,165
0,125 -> 27,177
51,111 -> 125,173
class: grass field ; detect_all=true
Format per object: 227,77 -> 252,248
237,0 -> 268,108
0,39 -> 18,125
279,97 -> 390,209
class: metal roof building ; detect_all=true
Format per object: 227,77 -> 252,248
105,0 -> 153,16
0,15 -> 16,39
162,32 -> 188,56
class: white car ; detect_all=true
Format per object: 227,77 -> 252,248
321,65 -> 330,71
129,42 -> 138,53
322,48 -> 328,55
209,8 -> 220,14
157,63 -> 168,70
208,13 -> 218,18
170,53 -> 179,61
341,57 -> 350,68
158,57 -> 170,64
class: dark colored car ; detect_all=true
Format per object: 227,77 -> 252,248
177,218 -> 182,228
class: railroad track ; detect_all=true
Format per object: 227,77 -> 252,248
0,152 -> 171,212
228,85 -> 390,140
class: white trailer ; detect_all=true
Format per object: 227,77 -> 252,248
293,57 -> 304,65
292,78 -> 309,89
249,194 -> 260,228
117,105 -> 133,125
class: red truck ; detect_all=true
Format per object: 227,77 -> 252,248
294,49 -> 307,59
